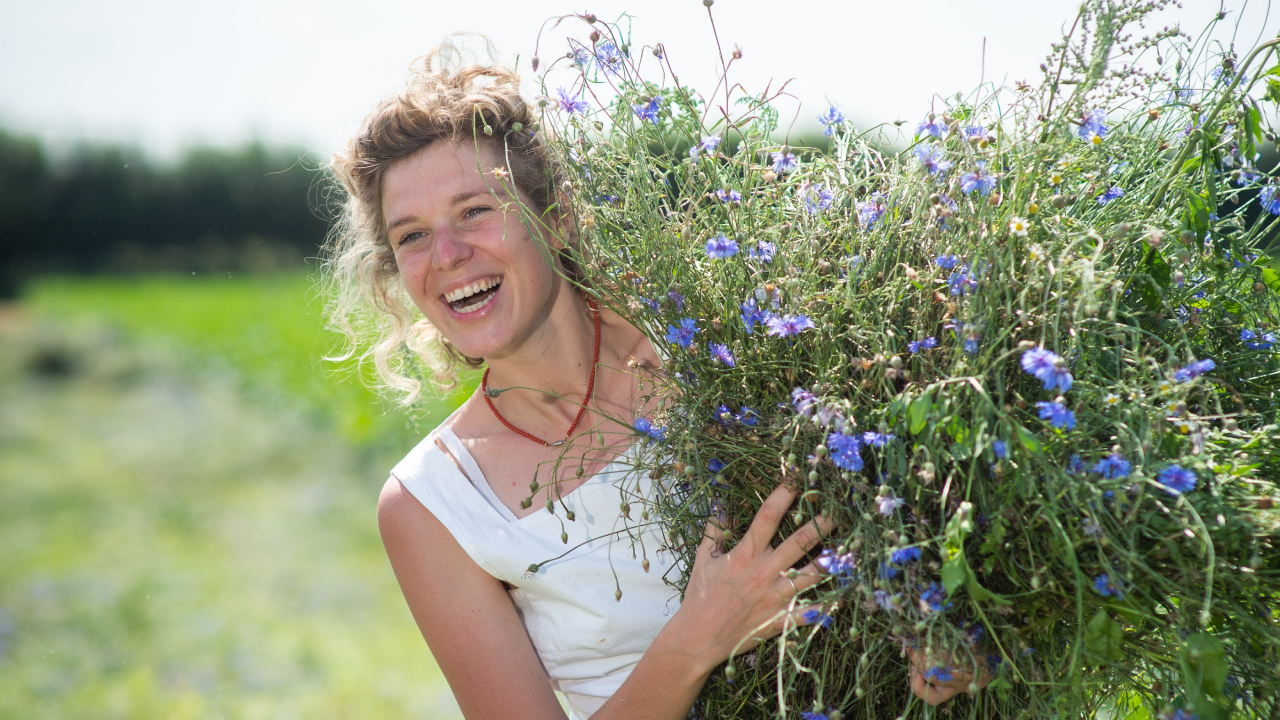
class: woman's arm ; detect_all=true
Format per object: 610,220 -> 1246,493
378,478 -> 569,719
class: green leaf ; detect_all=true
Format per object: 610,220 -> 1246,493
909,393 -> 932,435
1268,78 -> 1280,104
1084,609 -> 1126,663
1264,63 -> 1280,78
1262,267 -> 1280,296
1181,156 -> 1202,173
1180,632 -> 1228,697
1015,425 -> 1042,454
941,554 -> 968,594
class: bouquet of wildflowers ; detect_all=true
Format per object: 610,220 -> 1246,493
524,2 -> 1280,718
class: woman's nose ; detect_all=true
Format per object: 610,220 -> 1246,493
431,227 -> 473,271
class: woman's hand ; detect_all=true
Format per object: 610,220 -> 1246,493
665,482 -> 833,673
907,649 -> 993,705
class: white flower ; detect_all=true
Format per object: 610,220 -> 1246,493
1010,217 -> 1030,237
1103,392 -> 1120,406
1027,244 -> 1046,262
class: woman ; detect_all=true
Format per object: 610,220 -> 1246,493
325,45 -> 978,719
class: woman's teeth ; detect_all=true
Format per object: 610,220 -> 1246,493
446,277 -> 502,313
444,276 -> 501,303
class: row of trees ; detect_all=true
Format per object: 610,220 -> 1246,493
0,129 -> 333,297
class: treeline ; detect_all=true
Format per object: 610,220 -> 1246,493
0,129 -> 333,297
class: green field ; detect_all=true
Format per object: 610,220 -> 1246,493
1,274 -> 473,719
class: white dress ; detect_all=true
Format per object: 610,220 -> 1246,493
390,413 -> 683,719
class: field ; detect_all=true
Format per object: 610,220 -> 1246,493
0,273 -> 472,719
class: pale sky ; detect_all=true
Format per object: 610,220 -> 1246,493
1,0 -> 1275,160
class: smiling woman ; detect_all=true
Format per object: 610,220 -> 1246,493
321,41 -> 971,720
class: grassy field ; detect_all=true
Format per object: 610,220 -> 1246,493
1,274 -> 472,719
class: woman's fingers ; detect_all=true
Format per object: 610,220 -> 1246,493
696,516 -> 727,563
741,483 -> 799,555
769,514 -> 833,573
909,665 -> 960,706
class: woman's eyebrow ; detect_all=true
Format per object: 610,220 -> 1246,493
386,190 -> 492,233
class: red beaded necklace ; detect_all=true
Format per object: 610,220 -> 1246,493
481,298 -> 600,447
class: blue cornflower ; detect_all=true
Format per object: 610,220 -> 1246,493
801,711 -> 829,720
1242,329 -> 1277,351
914,144 -> 952,176
632,96 -> 662,126
960,161 -> 997,195
595,41 -> 624,76
771,151 -> 799,173
1173,357 -> 1216,383
1036,401 -> 1077,430
1096,186 -> 1125,205
992,440 -> 1008,459
667,290 -> 685,312
891,547 -> 921,565
665,318 -> 697,348
917,117 -> 947,138
1093,573 -> 1124,599
948,271 -> 977,296
1092,453 -> 1132,479
572,47 -> 594,70
633,417 -> 666,441
816,548 -> 856,576
935,254 -> 960,269
1068,454 -> 1086,474
708,458 -> 726,473
555,88 -> 590,115
713,188 -> 742,204
1021,347 -> 1073,393
801,609 -> 833,628
1166,87 -> 1195,103
963,336 -> 980,355
963,125 -> 989,141
738,406 -> 759,426
856,197 -> 886,227
1260,186 -> 1280,215
817,105 -> 845,136
1236,167 -> 1261,187
878,494 -> 905,515
920,583 -> 949,613
862,432 -> 894,448
1167,711 -> 1197,720
640,296 -> 659,313
715,404 -> 734,426
878,563 -> 901,580
740,297 -> 767,334
708,342 -> 735,367
827,431 -> 864,472
804,183 -> 834,213
1158,465 -> 1198,495
689,134 -> 721,160
704,234 -> 740,259
1078,109 -> 1108,141
925,667 -> 954,683
791,387 -> 819,417
1210,66 -> 1250,85
765,314 -> 815,337
748,241 -> 776,263
873,589 -> 897,610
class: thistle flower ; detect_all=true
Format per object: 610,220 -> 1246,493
1157,465 -> 1197,494
765,314 -> 815,337
709,343 -> 735,367
1096,186 -> 1124,205
665,318 -> 697,348
1021,347 -> 1073,392
1173,358 -> 1216,383
1092,453 -> 1132,479
555,87 -> 590,115
960,161 -> 996,195
914,144 -> 952,176
1036,401 -> 1077,430
827,431 -> 864,471
740,297 -> 767,333
704,234 -> 740,259
1009,216 -> 1030,236
817,106 -> 845,136
1260,186 -> 1280,215
771,151 -> 799,173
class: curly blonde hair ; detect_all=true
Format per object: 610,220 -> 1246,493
323,39 -> 569,404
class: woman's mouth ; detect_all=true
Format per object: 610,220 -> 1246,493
443,276 -> 503,314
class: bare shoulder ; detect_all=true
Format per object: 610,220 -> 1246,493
601,305 -> 661,372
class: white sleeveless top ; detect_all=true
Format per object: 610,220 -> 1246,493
390,415 -> 682,719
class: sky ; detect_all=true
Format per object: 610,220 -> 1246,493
1,0 -> 1276,161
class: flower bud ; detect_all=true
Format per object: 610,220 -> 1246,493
589,30 -> 600,42
642,558 -> 650,572
561,531 -> 569,544
1256,282 -> 1267,294
615,589 -> 623,601
584,12 -> 597,22
1028,202 -> 1039,215
723,664 -> 736,681
1145,230 -> 1163,247
1180,230 -> 1196,246
566,510 -> 576,521
703,0 -> 714,6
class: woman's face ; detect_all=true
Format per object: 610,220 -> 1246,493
382,141 -> 565,360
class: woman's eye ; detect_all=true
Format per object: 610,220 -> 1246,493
464,206 -> 489,219
398,231 -> 425,247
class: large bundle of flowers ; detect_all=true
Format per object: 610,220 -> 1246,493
525,2 -> 1280,718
